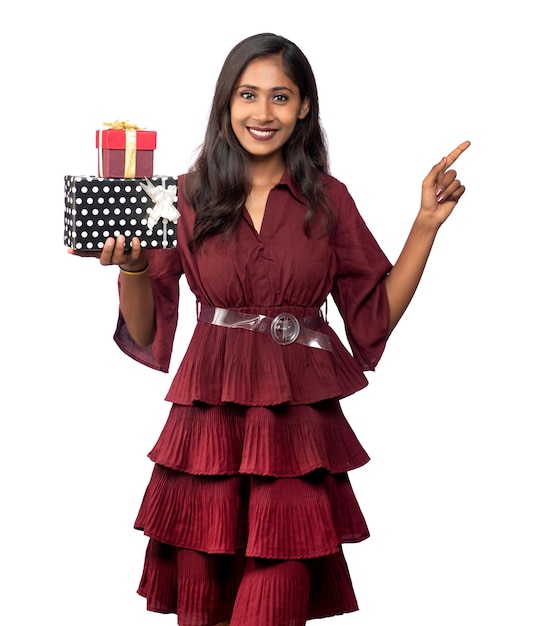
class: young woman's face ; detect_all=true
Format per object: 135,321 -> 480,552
230,55 -> 309,162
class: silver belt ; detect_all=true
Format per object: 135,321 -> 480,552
197,304 -> 333,352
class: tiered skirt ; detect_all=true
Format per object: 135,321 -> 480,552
135,400 -> 370,625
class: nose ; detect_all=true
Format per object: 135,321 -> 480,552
253,97 -> 274,123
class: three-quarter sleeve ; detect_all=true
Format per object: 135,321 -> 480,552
330,184 -> 392,371
114,248 -> 183,372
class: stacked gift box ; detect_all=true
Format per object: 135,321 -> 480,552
96,126 -> 157,178
64,122 -> 179,251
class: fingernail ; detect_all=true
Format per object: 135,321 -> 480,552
435,188 -> 443,197
437,195 -> 444,203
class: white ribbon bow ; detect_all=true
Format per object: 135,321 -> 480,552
140,178 -> 180,230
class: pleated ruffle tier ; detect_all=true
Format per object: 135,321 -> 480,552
148,401 -> 370,477
135,400 -> 370,624
138,543 -> 358,625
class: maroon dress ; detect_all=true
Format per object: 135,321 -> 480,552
114,170 -> 392,625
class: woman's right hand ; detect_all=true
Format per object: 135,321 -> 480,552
68,236 -> 147,271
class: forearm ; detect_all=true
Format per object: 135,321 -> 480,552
385,213 -> 440,333
119,267 -> 156,347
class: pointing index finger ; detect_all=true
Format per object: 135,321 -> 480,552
444,140 -> 471,169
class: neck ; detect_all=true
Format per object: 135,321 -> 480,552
249,155 -> 286,188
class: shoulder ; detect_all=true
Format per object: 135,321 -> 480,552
319,172 -> 351,193
176,173 -> 195,216
319,172 -> 360,219
318,173 -> 381,247
319,172 -> 356,210
177,172 -> 188,191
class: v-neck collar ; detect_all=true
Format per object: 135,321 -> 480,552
276,170 -> 307,205
242,169 -> 307,237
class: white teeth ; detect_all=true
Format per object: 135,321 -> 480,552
249,128 -> 275,137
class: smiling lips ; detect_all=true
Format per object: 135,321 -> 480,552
247,127 -> 277,140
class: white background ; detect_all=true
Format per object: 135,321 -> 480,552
2,1 -> 534,625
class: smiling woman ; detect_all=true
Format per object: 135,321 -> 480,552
69,31 -> 469,626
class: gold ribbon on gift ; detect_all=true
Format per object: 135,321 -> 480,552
103,120 -> 145,177
103,120 -> 143,130
123,130 -> 137,177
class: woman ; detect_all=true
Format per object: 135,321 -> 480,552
77,33 -> 469,626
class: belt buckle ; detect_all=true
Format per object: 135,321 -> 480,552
270,313 -> 300,345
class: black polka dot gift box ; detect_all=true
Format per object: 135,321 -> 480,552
64,175 -> 180,251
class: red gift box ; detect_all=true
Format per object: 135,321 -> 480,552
96,126 -> 157,178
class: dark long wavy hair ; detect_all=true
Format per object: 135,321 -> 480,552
185,33 -> 333,251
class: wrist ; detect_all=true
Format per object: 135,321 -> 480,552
119,261 -> 149,275
414,210 -> 442,234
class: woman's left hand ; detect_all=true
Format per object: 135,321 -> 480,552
420,140 -> 471,227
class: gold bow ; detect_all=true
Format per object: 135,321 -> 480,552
103,120 -> 143,130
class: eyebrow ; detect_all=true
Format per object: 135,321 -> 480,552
236,84 -> 295,93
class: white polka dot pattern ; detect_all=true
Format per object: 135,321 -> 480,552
64,175 -> 179,251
